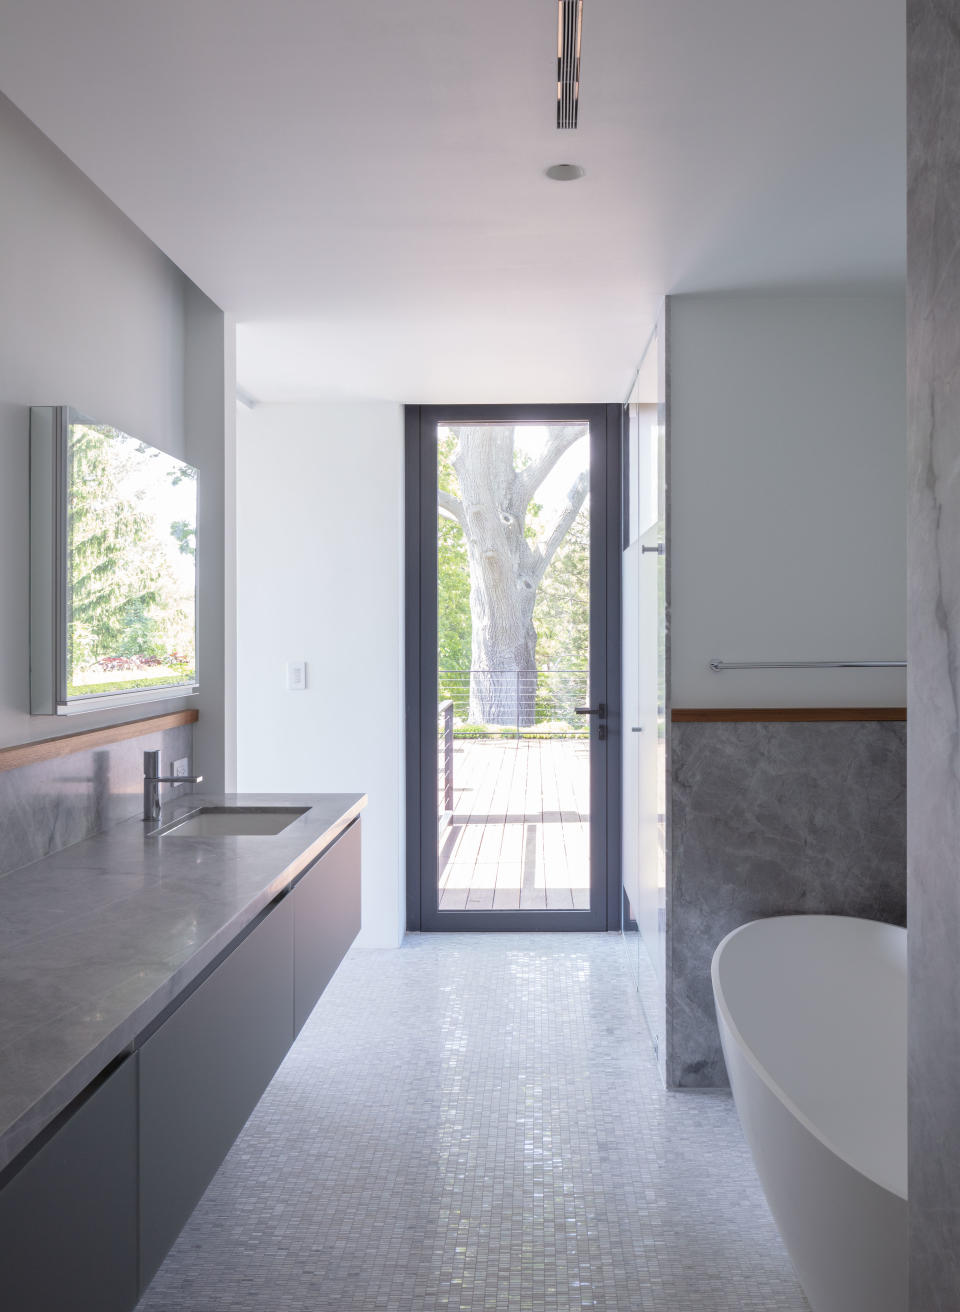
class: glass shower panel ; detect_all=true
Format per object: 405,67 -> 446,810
622,322 -> 668,1066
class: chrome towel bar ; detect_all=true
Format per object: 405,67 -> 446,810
709,659 -> 906,672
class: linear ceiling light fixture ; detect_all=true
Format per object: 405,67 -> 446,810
557,0 -> 583,128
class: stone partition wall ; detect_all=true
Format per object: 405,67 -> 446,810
667,717 -> 906,1089
907,0 -> 960,1302
0,719 -> 195,878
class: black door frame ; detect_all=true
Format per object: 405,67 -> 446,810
405,403 -> 622,931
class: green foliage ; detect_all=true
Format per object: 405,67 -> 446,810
66,425 -> 196,686
533,506 -> 589,670
166,460 -> 197,487
67,673 -> 194,697
170,519 -> 197,557
452,721 -> 587,740
437,433 -> 472,700
438,517 -> 471,678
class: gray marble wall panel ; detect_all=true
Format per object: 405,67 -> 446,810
0,723 -> 194,877
669,720 -> 906,1089
908,1 -> 960,1303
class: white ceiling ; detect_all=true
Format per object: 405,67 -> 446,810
0,0 -> 905,402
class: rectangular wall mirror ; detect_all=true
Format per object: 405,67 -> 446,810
31,406 -> 198,715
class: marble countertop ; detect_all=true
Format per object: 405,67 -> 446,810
0,791 -> 366,1173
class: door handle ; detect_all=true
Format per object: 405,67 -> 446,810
575,704 -> 606,740
631,726 -> 643,732
642,543 -> 664,555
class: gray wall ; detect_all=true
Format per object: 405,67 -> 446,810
907,2 -> 960,1303
0,92 -> 233,784
669,719 -> 906,1087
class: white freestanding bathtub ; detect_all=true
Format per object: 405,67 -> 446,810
711,915 -> 907,1312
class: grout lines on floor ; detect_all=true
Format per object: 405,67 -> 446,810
136,933 -> 808,1312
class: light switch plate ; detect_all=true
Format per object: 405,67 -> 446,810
286,661 -> 307,691
172,758 -> 190,779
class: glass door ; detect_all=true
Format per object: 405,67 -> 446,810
407,404 -> 620,932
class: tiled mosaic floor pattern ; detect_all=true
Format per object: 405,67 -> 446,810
137,934 -> 808,1311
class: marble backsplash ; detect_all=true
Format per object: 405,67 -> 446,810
668,719 -> 906,1089
0,723 -> 195,878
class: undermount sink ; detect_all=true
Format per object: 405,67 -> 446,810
153,807 -> 309,838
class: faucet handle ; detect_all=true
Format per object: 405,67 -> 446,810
143,751 -> 201,821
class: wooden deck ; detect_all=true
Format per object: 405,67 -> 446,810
438,739 -> 590,911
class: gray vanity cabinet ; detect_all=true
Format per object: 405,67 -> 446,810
138,893 -> 296,1288
138,817 -> 361,1288
0,814 -> 362,1312
293,818 -> 361,1033
0,1056 -> 138,1312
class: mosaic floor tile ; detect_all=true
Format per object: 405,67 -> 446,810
137,933 -> 808,1311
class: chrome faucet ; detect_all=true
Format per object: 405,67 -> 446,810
143,749 -> 203,822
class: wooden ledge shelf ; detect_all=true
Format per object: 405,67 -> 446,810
671,707 -> 906,723
0,710 -> 199,775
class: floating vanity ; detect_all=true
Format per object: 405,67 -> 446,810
0,790 -> 365,1312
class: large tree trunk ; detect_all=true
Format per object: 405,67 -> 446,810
453,428 -> 537,726
445,425 -> 589,728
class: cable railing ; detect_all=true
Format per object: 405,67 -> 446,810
437,668 -> 589,739
438,699 -> 454,824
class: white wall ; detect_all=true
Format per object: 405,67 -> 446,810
236,400 -> 405,948
0,92 -> 234,772
669,289 -> 906,707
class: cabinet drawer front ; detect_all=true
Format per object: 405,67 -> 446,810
0,1057 -> 138,1312
294,819 -> 361,1033
139,894 -> 295,1288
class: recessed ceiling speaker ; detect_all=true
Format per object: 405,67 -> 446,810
557,0 -> 583,129
545,163 -> 586,181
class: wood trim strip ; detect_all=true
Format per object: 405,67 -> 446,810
671,707 -> 906,723
0,709 -> 199,774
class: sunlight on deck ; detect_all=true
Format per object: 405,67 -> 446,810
438,739 -> 590,911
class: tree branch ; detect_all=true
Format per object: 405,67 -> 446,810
513,424 -> 589,513
438,489 -> 466,528
533,470 -> 589,581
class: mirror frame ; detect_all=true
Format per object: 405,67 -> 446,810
30,406 -> 199,715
